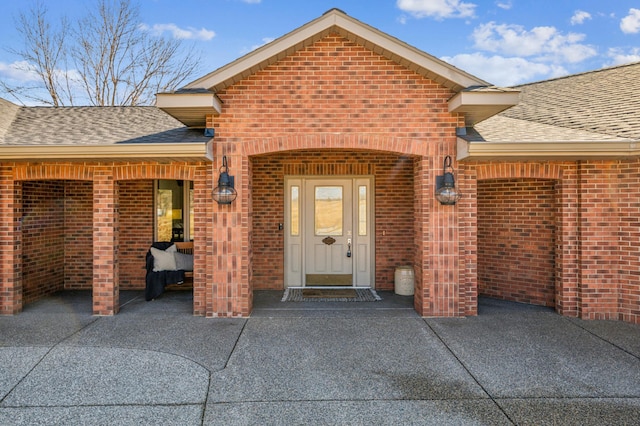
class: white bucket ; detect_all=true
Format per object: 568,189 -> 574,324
394,266 -> 414,296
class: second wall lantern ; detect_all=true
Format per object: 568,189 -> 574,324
435,155 -> 461,205
212,155 -> 237,205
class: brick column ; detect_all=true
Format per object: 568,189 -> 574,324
193,164 -> 210,316
556,163 -> 579,317
415,155 -> 461,317
208,145 -> 251,317
0,167 -> 21,315
413,156 -> 428,315
458,162 -> 478,316
93,168 -> 119,315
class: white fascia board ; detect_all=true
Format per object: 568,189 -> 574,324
0,143 -> 213,161
458,138 -> 640,161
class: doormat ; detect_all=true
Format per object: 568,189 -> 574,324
281,288 -> 382,302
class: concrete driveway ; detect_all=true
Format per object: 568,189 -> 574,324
0,290 -> 639,425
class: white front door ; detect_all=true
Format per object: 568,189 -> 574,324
284,177 -> 373,288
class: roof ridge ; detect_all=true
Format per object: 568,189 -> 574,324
23,105 -> 161,109
0,98 -> 21,142
512,61 -> 640,88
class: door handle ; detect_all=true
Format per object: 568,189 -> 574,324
346,238 -> 352,258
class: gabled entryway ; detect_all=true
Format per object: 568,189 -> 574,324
156,8 -> 518,318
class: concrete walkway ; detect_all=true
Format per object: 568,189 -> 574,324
1,290 -> 639,425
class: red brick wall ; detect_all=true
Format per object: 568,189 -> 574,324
617,160 -> 640,323
251,151 -> 414,291
21,181 -> 65,303
215,33 -> 457,140
64,181 -> 93,290
118,180 -> 154,289
477,179 -> 556,307
579,160 -> 640,323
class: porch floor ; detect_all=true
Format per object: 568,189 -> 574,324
2,290 -> 639,424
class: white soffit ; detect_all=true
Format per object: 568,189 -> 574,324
449,90 -> 521,126
156,92 -> 222,127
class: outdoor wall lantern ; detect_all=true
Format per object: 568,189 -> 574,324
212,155 -> 237,205
435,155 -> 461,205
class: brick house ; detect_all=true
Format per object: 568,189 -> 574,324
1,9 -> 639,323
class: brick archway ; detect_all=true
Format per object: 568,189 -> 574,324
469,161 -> 577,317
3,161 -> 211,316
230,134 -> 462,317
242,133 -> 428,157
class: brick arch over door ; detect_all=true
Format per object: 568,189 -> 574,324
242,134 -> 431,157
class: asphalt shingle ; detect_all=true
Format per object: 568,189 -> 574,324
0,104 -> 210,145
477,62 -> 640,143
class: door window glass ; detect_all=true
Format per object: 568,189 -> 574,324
315,186 -> 343,236
358,185 -> 367,236
291,186 -> 300,236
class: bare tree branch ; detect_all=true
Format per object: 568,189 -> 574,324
2,0 -> 201,106
7,1 -> 71,106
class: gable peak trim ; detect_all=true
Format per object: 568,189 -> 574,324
184,8 -> 487,94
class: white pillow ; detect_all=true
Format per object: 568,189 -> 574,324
150,246 -> 177,271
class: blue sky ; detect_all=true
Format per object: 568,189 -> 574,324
1,0 -> 639,93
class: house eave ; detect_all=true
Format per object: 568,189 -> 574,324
449,91 -> 521,126
0,142 -> 214,163
458,138 -> 640,161
155,92 -> 222,127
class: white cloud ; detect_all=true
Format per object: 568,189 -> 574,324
396,0 -> 476,20
239,37 -> 276,56
471,22 -> 596,63
251,37 -> 275,51
441,53 -> 568,86
240,0 -> 261,3
0,61 -> 41,83
139,23 -> 215,41
570,10 -> 591,26
496,1 -> 511,10
620,8 -> 640,34
606,47 -> 640,66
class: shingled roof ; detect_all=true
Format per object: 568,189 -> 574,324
0,104 -> 209,145
457,63 -> 640,160
0,100 -> 213,161
474,62 -> 640,143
